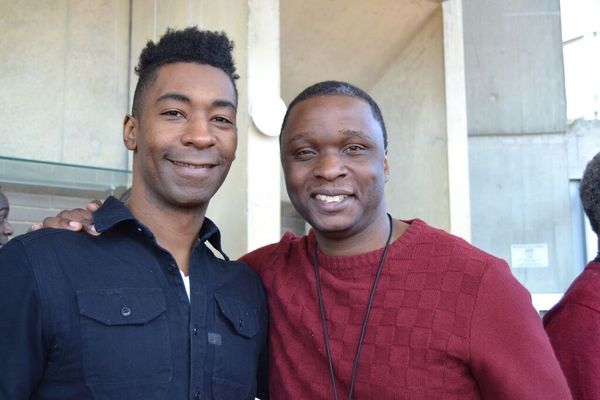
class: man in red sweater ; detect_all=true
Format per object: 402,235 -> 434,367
40,81 -> 571,399
544,151 -> 600,400
239,81 -> 571,399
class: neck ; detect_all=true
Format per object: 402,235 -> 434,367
314,212 -> 408,257
126,192 -> 207,276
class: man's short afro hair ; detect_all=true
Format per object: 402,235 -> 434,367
132,27 -> 239,116
279,80 -> 388,150
581,151 -> 600,234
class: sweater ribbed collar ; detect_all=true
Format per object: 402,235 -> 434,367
306,219 -> 424,275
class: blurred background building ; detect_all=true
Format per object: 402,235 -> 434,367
0,0 -> 598,311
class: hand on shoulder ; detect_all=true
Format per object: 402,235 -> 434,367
29,200 -> 102,236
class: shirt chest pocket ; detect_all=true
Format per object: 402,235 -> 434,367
76,288 -> 172,391
212,292 -> 262,399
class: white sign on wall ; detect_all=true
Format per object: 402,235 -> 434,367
510,243 -> 549,268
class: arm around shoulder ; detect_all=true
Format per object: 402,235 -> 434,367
469,259 -> 572,399
0,240 -> 46,398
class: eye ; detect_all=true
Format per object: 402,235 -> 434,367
344,144 -> 366,155
293,148 -> 317,161
161,110 -> 185,119
212,116 -> 234,126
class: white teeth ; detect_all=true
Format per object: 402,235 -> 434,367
315,194 -> 348,203
172,160 -> 210,169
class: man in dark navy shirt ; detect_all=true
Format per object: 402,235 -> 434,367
0,27 -> 268,400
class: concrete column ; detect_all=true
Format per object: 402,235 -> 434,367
245,0 -> 282,252
442,0 -> 471,240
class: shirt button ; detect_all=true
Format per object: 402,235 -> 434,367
121,306 -> 132,317
167,263 -> 178,274
194,390 -> 201,399
193,326 -> 199,336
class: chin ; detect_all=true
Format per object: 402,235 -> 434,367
308,217 -> 355,236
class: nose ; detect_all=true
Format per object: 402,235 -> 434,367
313,152 -> 347,181
1,220 -> 13,236
0,219 -> 13,245
181,117 -> 216,149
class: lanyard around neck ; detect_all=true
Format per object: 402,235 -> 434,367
312,213 -> 393,400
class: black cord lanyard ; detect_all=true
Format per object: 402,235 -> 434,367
313,214 -> 393,400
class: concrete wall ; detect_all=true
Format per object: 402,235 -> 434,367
0,0 -> 130,168
463,0 -> 566,135
464,0 -> 573,293
469,134 -> 575,293
566,120 -> 600,178
371,8 -> 451,230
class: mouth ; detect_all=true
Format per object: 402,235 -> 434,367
314,194 -> 350,203
311,189 -> 355,206
167,158 -> 218,169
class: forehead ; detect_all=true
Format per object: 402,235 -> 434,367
146,62 -> 236,105
283,95 -> 383,143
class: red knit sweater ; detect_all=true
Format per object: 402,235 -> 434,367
544,260 -> 600,400
242,219 -> 571,399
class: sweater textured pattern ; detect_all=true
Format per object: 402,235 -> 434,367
242,219 -> 571,399
544,260 -> 600,400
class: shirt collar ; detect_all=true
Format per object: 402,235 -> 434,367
93,196 -> 229,260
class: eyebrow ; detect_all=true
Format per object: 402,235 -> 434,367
339,128 -> 376,143
213,99 -> 237,112
156,92 -> 237,112
339,128 -> 365,137
286,131 -> 313,145
156,92 -> 190,104
286,129 -> 371,143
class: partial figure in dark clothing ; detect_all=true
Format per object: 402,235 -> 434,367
544,151 -> 600,400
0,27 -> 268,400
0,189 -> 14,249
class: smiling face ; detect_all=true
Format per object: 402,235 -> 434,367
124,62 -> 238,212
281,95 -> 389,240
0,207 -> 13,248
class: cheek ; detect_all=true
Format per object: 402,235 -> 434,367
221,135 -> 238,161
358,166 -> 385,190
283,166 -> 305,190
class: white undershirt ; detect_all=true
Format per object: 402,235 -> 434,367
179,269 -> 191,301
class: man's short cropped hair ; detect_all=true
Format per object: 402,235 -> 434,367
280,80 -> 388,150
581,152 -> 600,234
132,27 -> 239,116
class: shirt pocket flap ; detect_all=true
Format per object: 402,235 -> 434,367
214,292 -> 260,339
77,288 -> 166,326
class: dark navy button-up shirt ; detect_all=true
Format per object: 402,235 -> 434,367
0,197 -> 269,400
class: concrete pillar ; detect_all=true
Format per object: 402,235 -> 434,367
245,0 -> 282,252
442,0 -> 471,241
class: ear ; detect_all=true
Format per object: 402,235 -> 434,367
123,115 -> 138,151
384,151 -> 390,183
